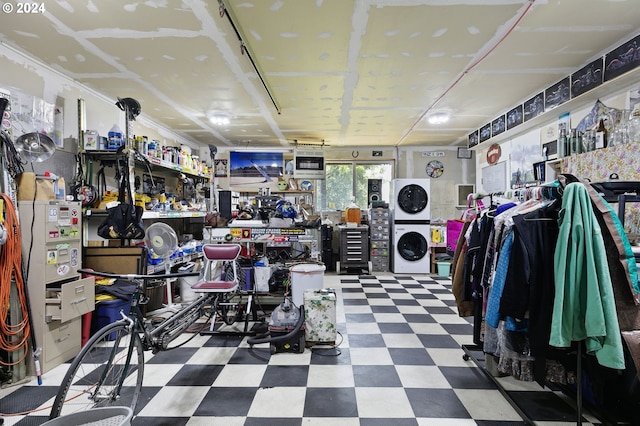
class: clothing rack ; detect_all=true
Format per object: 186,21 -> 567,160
459,181 -> 615,426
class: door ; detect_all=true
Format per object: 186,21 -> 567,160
397,231 -> 428,261
397,184 -> 428,216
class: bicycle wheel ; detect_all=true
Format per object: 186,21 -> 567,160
49,321 -> 145,419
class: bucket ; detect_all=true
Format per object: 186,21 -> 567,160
436,261 -> 451,277
290,263 -> 326,307
179,275 -> 200,302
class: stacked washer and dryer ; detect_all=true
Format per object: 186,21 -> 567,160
390,179 -> 431,274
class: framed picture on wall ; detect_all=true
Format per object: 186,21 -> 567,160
545,77 -> 570,111
507,104 -> 523,130
524,92 -> 544,122
571,57 -> 603,98
229,151 -> 283,190
468,130 -> 479,148
492,115 -> 506,137
479,123 -> 491,143
457,147 -> 473,159
604,33 -> 640,82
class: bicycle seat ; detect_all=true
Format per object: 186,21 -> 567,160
191,243 -> 241,293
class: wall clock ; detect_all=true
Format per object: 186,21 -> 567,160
426,160 -> 444,178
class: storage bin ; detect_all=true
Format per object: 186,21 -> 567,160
290,263 -> 325,307
254,266 -> 271,292
92,297 -> 132,340
144,280 -> 165,315
303,288 -> 336,343
436,261 -> 452,277
179,275 -> 199,303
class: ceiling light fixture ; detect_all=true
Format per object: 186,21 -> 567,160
209,113 -> 230,126
428,112 -> 450,125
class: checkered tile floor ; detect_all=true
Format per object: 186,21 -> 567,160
1,273 -> 607,425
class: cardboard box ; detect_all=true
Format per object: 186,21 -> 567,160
17,172 -> 56,201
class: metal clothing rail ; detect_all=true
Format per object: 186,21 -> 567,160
461,344 -> 535,425
460,182 -> 599,425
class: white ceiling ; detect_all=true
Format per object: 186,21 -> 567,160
1,0 -> 639,150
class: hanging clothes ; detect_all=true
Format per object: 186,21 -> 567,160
560,174 -> 640,378
551,182 -> 625,371
503,199 -> 561,384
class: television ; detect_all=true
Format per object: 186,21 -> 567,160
229,151 -> 283,189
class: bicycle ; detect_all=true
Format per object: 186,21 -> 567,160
49,257 -> 247,420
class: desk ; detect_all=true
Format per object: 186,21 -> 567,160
204,226 -> 321,261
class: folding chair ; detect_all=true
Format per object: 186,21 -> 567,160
191,244 -> 255,335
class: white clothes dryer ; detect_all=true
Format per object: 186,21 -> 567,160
392,223 -> 430,274
391,179 -> 431,221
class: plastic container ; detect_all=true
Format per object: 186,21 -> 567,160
179,276 -> 199,302
107,124 -> 123,150
41,406 -> 133,426
304,288 -> 336,343
437,261 -> 451,277
254,266 -> 271,292
178,263 -> 198,302
290,263 -> 326,307
92,297 -> 132,340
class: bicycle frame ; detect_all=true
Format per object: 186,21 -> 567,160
83,269 -> 218,353
50,267 -> 240,419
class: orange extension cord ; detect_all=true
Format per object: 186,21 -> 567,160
0,193 -> 30,366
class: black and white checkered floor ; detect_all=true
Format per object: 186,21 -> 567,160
1,274 -> 608,425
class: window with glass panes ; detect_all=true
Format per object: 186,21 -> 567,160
318,161 -> 394,211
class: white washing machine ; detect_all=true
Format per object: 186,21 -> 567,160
391,179 -> 431,221
392,223 -> 430,274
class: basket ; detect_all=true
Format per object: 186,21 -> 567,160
41,406 -> 133,426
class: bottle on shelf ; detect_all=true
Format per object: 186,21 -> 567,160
595,118 -> 607,149
558,127 -> 567,158
107,124 -> 123,150
569,128 -> 582,155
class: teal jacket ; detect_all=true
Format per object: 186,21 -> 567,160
551,182 -> 625,370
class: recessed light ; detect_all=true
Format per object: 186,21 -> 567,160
428,112 -> 450,125
209,113 -> 230,126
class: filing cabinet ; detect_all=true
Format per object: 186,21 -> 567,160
369,207 -> 390,272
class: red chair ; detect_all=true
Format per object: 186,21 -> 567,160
191,244 -> 241,293
191,244 -> 254,334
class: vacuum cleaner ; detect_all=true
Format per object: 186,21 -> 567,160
247,297 -> 305,354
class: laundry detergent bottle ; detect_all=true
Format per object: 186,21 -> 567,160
108,124 -> 123,150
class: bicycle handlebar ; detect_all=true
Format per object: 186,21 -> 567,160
78,268 -> 200,280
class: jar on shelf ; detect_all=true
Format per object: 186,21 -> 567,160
609,109 -> 631,147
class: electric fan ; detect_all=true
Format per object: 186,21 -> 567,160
14,132 -> 56,162
144,222 -> 180,312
